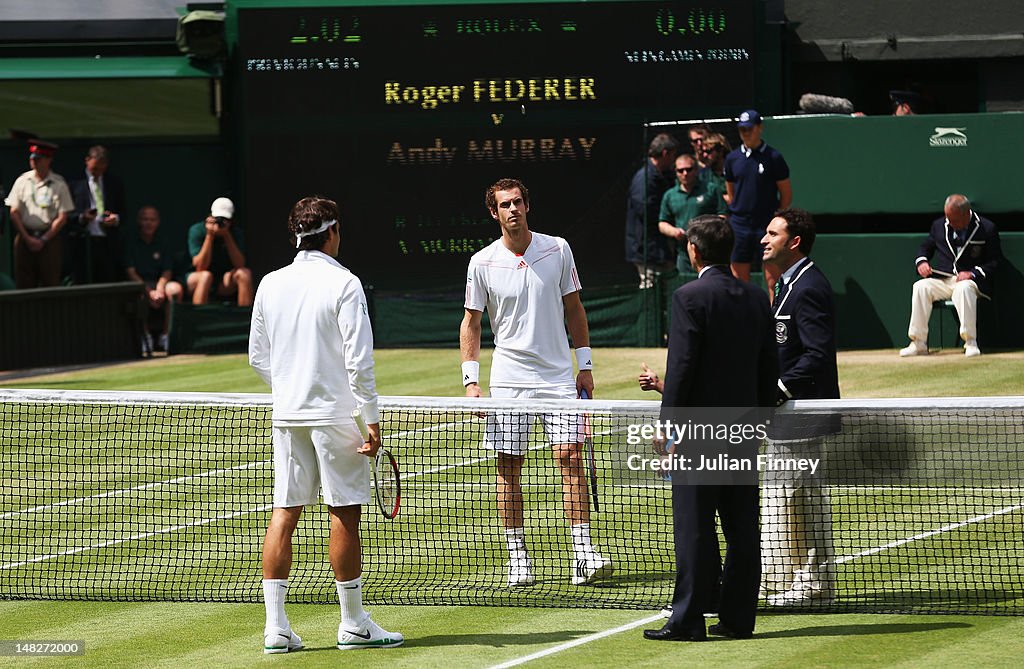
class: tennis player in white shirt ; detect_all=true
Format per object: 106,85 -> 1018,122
460,178 -> 613,587
249,196 -> 402,653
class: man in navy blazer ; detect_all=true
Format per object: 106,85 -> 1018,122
899,194 -> 1002,358
760,207 -> 840,606
68,145 -> 127,284
644,215 -> 777,642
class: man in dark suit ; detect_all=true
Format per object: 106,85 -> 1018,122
898,194 -> 1002,358
759,207 -> 840,606
644,215 -> 777,642
68,145 -> 127,284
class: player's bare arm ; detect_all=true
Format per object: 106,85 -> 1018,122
562,291 -> 594,397
460,308 -> 483,398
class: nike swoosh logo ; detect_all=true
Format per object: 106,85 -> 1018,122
343,629 -> 372,640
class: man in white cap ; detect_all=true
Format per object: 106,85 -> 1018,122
186,196 -> 253,305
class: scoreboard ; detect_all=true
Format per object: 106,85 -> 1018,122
235,0 -> 756,287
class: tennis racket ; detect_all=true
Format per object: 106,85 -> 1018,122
352,409 -> 401,520
579,389 -> 600,513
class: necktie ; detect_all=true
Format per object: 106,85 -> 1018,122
91,177 -> 105,215
773,279 -> 783,300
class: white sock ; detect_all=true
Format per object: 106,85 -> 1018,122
505,527 -> 529,564
336,577 -> 368,627
263,578 -> 289,633
571,523 -> 595,562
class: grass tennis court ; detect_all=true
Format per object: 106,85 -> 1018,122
1,349 -> 1023,667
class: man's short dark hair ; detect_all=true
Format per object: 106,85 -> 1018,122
686,215 -> 733,266
647,133 -> 680,158
86,145 -> 109,162
289,196 -> 339,251
486,178 -> 530,213
774,208 -> 816,255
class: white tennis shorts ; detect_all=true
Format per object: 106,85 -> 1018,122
484,385 -> 584,455
272,423 -> 371,507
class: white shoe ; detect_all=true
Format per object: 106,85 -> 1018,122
571,553 -> 614,585
264,628 -> 303,654
767,588 -> 836,607
899,341 -> 928,357
337,616 -> 404,650
964,340 -> 981,357
507,557 -> 535,587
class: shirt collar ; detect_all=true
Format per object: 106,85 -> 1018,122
698,264 -> 727,278
741,141 -> 765,158
294,249 -> 344,270
780,256 -> 809,285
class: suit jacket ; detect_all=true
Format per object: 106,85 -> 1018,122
624,161 -> 675,265
915,212 -> 1001,297
661,265 -> 778,410
70,171 -> 127,235
772,259 -> 840,439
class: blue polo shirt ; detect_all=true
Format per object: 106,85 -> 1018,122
723,141 -> 789,222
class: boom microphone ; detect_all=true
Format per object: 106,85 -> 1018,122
799,93 -> 855,115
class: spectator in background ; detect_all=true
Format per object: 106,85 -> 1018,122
125,206 -> 183,356
68,145 -> 126,284
699,133 -> 731,212
890,90 -> 921,116
186,197 -> 254,306
688,124 -> 711,168
658,154 -> 726,276
7,140 -> 74,289
724,110 -> 792,295
898,194 -> 1001,358
625,133 -> 679,289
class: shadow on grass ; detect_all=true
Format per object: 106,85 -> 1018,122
754,621 -> 971,639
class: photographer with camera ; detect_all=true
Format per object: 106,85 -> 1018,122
185,197 -> 253,306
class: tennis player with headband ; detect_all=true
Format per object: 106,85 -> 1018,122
460,177 -> 613,587
249,196 -> 403,653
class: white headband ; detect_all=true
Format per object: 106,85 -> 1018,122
295,219 -> 337,248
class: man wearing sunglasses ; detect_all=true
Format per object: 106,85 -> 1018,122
658,154 -> 726,276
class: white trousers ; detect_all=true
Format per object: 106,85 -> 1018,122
761,438 -> 835,594
908,276 -> 980,343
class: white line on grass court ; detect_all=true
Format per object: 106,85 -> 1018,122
482,498 -> 1024,668
1,419 -> 470,520
835,502 -> 1024,563
2,422 -> 599,570
487,614 -> 664,669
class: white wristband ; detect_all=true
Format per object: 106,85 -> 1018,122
462,360 -> 480,386
574,347 -> 593,371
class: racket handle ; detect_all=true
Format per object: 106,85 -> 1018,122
351,408 -> 370,441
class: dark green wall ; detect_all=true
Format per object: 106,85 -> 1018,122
767,112 -> 1024,214
814,232 -> 1024,349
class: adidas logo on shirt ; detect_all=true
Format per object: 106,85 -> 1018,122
516,260 -> 528,269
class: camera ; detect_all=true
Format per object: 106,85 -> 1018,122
214,216 -> 228,227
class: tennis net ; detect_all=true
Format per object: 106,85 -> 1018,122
1,389 -> 1022,614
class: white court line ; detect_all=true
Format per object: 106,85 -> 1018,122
0,506 -> 271,570
487,614 -> 664,669
835,502 -> 1024,563
485,500 -> 1024,668
1,419 -> 470,520
1,423 -> 605,570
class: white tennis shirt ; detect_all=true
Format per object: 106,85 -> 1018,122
249,250 -> 378,425
465,232 -> 582,387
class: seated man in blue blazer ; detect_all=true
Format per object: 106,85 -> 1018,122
899,194 -> 1002,358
